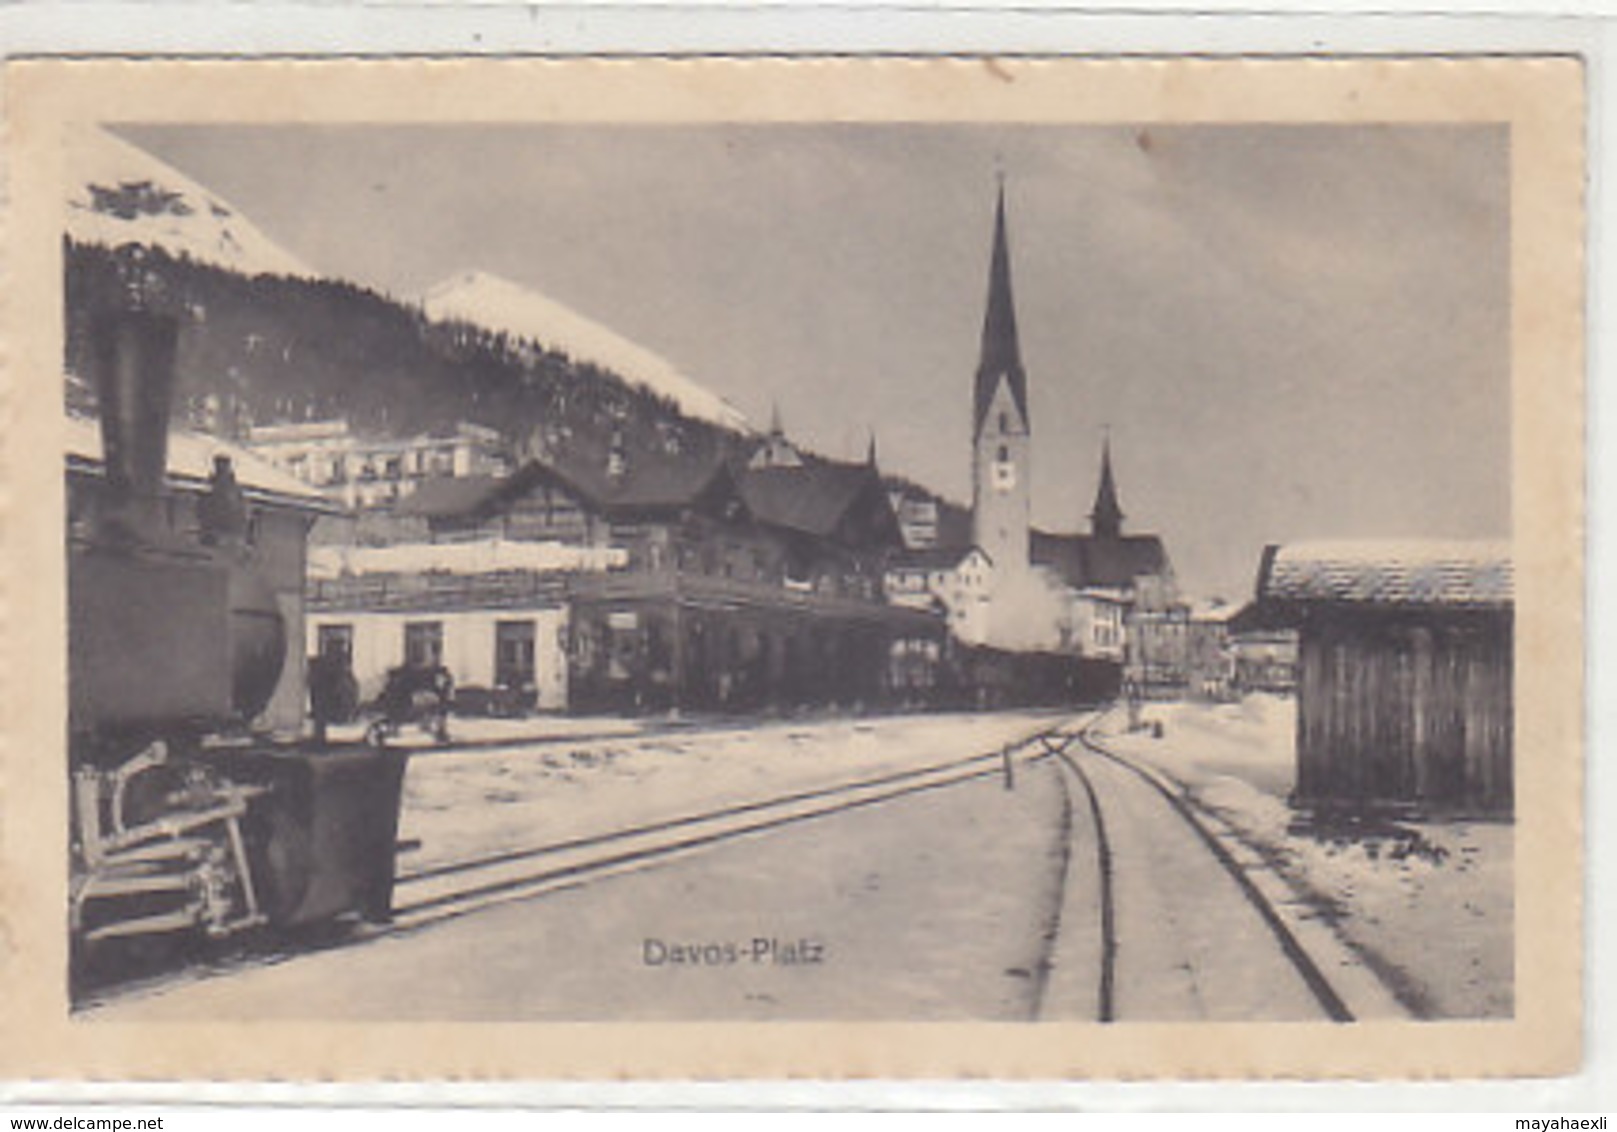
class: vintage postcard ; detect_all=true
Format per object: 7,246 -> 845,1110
0,56 -> 1584,1080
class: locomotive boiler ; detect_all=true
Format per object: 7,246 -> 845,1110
68,246 -> 407,974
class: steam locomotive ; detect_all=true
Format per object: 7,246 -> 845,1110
68,246 -> 407,978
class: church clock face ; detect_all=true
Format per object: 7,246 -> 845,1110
992,459 -> 1016,493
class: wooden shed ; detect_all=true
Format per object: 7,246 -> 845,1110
1256,540 -> 1513,818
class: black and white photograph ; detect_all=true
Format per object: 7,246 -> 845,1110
1,57 -> 1584,1079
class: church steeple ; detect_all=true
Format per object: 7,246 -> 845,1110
973,185 -> 1029,438
1091,437 -> 1125,539
970,182 -> 1032,578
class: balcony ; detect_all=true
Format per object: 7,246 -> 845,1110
308,569 -> 569,612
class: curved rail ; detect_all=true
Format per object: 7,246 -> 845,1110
1058,714 -> 1354,1023
1048,741 -> 1117,1022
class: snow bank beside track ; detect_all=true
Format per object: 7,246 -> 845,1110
1099,696 -> 1513,1019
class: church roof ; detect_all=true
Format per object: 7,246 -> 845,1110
973,187 -> 1030,435
1032,529 -> 1171,590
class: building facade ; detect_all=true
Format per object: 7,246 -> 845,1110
248,418 -> 511,510
307,427 -> 941,716
304,541 -> 622,710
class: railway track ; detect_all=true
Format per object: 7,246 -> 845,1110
387,715 -> 1086,932
84,708 -> 1404,1023
1036,714 -> 1362,1022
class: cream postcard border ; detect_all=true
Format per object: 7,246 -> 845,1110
0,56 -> 1585,1081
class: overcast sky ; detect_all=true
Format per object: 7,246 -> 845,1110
117,122 -> 1510,600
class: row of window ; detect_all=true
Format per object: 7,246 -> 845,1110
317,619 -> 541,686
283,445 -> 464,487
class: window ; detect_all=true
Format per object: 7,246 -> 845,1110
495,620 -> 537,688
997,444 -> 1009,462
998,411 -> 1008,432
404,621 -> 444,668
317,623 -> 353,665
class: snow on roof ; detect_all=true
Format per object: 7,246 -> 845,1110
421,270 -> 750,433
1261,539 -> 1513,608
67,126 -> 314,279
1189,600 -> 1242,623
64,412 -> 338,512
308,539 -> 627,581
249,420 -> 355,444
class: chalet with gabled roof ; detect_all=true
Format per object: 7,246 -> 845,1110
309,424 -> 941,715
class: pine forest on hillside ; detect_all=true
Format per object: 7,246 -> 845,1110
63,240 -> 744,470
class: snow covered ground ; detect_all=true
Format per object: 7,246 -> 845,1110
88,760 -> 1071,1022
386,711 -> 1064,875
1098,695 -> 1513,1019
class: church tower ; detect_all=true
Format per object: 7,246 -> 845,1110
971,185 -> 1032,576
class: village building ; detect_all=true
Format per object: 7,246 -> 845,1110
1256,540 -> 1513,817
1181,600 -> 1242,700
304,539 -> 621,712
248,418 -> 510,510
66,411 -> 339,735
1224,602 -> 1299,694
306,423 -> 940,715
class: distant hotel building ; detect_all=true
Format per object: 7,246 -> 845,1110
248,419 -> 510,509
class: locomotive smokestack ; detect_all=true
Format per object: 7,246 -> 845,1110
84,246 -> 180,529
90,308 -> 178,511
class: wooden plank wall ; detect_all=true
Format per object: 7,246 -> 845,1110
1295,608 -> 1512,816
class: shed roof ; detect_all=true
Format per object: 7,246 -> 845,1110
1258,540 -> 1513,609
64,412 -> 340,514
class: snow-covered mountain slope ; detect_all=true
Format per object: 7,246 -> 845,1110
422,270 -> 750,433
66,125 -> 314,279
